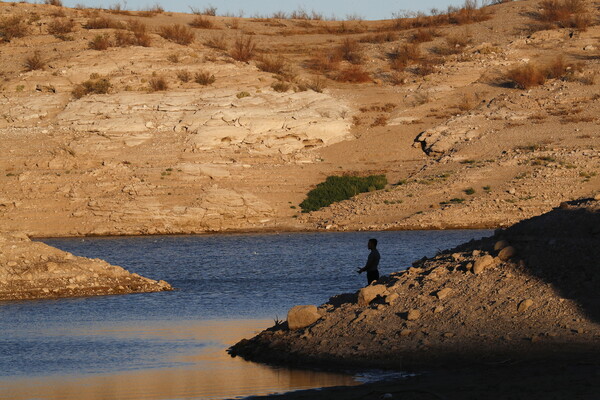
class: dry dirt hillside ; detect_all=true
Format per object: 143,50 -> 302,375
0,0 -> 599,236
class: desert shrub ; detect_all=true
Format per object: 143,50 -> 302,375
434,33 -> 472,55
230,35 -> 255,62
189,5 -> 217,16
24,51 -> 44,71
176,70 -> 191,82
84,17 -> 123,29
388,43 -> 421,70
123,20 -> 151,46
189,16 -> 214,29
158,24 -> 195,45
306,51 -> 340,73
149,76 -> 168,91
508,56 -> 575,89
306,76 -> 325,92
72,77 -> 111,98
204,33 -> 227,50
410,28 -> 437,43
299,175 -> 388,212
0,15 -> 29,40
89,34 -> 111,50
114,29 -> 151,47
337,38 -> 362,64
336,65 -> 371,82
413,59 -> 438,76
47,18 -> 75,34
538,0 -> 586,24
448,0 -> 491,24
271,81 -> 290,92
507,62 -> 546,89
236,91 -> 250,98
194,71 -> 216,85
256,55 -> 286,74
45,0 -> 63,6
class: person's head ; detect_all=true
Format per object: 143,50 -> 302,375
368,238 -> 377,250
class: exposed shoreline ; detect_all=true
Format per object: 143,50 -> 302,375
229,199 -> 600,399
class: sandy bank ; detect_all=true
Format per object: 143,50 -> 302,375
0,232 -> 171,301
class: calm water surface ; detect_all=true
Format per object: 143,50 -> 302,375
0,230 -> 491,399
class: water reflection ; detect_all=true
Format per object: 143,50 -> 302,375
0,320 -> 357,400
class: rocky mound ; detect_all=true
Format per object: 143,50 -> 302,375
0,232 -> 171,301
229,199 -> 600,369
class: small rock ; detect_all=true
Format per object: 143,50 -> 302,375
400,329 -> 412,336
385,293 -> 399,304
583,45 -> 596,51
407,309 -> 421,321
473,254 -> 494,274
518,298 -> 534,312
436,287 -> 453,300
443,332 -> 455,338
434,306 -> 445,313
287,305 -> 321,330
498,246 -> 517,261
472,250 -> 481,256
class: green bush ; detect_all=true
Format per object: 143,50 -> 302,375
300,175 -> 387,212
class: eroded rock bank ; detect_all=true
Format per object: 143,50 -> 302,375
229,199 -> 600,370
0,232 -> 172,301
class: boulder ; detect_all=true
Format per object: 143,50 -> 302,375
498,246 -> 517,261
494,240 -> 509,251
287,305 -> 321,330
407,309 -> 421,321
357,284 -> 388,306
473,254 -> 495,274
436,287 -> 453,300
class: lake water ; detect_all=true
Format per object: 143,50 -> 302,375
0,230 -> 491,399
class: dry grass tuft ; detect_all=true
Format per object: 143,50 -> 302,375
194,71 -> 216,85
47,18 -> 75,35
306,51 -> 341,73
204,33 -> 227,50
337,38 -> 363,64
335,65 -> 371,83
388,43 -> 421,70
72,77 -> 111,98
176,70 -> 191,82
507,56 -> 577,89
189,16 -> 215,29
84,17 -> 123,29
44,0 -> 63,6
89,34 -> 111,50
271,81 -> 291,92
0,15 -> 30,40
256,55 -> 286,74
359,32 -> 398,43
24,51 -> 45,71
536,0 -> 589,28
230,35 -> 256,62
158,24 -> 195,45
410,28 -> 437,43
149,76 -> 168,91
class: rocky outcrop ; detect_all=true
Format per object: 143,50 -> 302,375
229,200 -> 600,369
58,90 -> 352,155
0,232 -> 172,301
287,305 -> 321,330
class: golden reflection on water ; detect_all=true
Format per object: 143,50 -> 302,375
1,320 -> 358,400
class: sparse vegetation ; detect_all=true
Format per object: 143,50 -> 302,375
464,187 -> 476,195
337,38 -> 362,64
236,91 -> 250,99
534,0 -> 590,29
44,0 -> 63,6
336,65 -> 371,82
299,175 -> 387,212
176,70 -> 191,82
256,56 -> 286,74
72,77 -> 111,98
194,71 -> 216,85
84,17 -> 123,29
47,18 -> 75,35
89,34 -> 111,50
271,81 -> 290,92
230,35 -> 256,62
189,16 -> 214,29
0,15 -> 29,40
507,56 -> 576,89
149,76 -> 168,91
158,24 -> 195,45
204,33 -> 227,50
24,51 -> 44,71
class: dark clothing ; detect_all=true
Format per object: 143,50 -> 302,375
360,249 -> 380,284
363,249 -> 380,272
367,270 -> 379,285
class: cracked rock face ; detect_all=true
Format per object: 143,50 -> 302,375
58,90 -> 352,154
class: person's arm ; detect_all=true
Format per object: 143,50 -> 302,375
357,252 -> 375,273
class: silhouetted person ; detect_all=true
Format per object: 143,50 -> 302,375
357,238 -> 380,285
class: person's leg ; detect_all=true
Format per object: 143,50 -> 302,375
367,270 -> 379,284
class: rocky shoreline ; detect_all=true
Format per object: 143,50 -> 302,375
0,232 -> 172,301
229,199 -> 600,397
